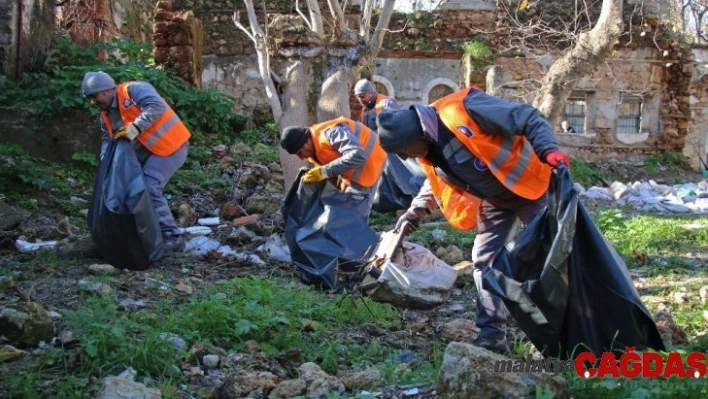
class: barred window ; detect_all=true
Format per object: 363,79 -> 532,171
563,93 -> 586,133
618,94 -> 642,134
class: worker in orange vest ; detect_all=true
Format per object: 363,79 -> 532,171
377,87 -> 570,353
81,71 -> 191,253
353,78 -> 399,131
280,117 -> 387,219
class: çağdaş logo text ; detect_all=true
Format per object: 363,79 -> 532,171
494,347 -> 707,379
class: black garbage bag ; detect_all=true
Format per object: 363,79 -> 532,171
482,166 -> 665,359
281,170 -> 380,290
373,155 -> 425,213
88,139 -> 163,270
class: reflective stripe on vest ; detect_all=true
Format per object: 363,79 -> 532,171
432,87 -> 551,200
309,117 -> 386,189
101,82 -> 191,156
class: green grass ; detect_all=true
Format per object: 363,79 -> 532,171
570,157 -> 608,186
596,211 -> 708,267
0,277 -> 406,396
644,152 -> 692,176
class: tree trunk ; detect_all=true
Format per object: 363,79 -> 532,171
237,0 -> 397,190
317,66 -> 353,122
533,0 -> 624,126
279,61 -> 312,191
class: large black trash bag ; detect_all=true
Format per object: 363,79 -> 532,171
482,166 -> 664,359
281,170 -> 380,290
88,140 -> 164,270
372,155 -> 425,213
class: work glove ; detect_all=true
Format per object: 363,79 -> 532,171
545,151 -> 571,168
114,124 -> 140,141
302,166 -> 327,183
395,207 -> 428,234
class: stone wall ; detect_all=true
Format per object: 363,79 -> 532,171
179,0 -> 707,168
0,0 -> 55,78
686,48 -> 708,170
0,0 -> 12,76
59,0 -> 154,47
0,108 -> 101,162
153,0 -> 204,87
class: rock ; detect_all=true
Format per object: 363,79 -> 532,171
87,263 -> 117,275
441,319 -> 477,341
0,200 -> 27,230
238,173 -> 259,189
0,302 -> 55,349
220,371 -> 280,398
440,245 -> 464,264
337,367 -> 381,390
699,285 -> 708,303
220,201 -> 246,221
96,377 -> 160,399
202,354 -> 220,368
670,290 -> 690,304
269,379 -> 307,399
55,235 -> 100,259
160,333 -> 188,352
654,304 -> 688,346
299,362 -> 345,398
437,342 -> 569,399
245,195 -> 281,215
0,276 -> 16,292
228,226 -> 257,243
0,344 -> 26,362
212,144 -> 227,160
230,142 -> 252,156
177,203 -> 197,226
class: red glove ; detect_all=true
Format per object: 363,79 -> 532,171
545,151 -> 570,168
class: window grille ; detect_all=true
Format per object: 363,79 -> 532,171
618,94 -> 642,134
563,98 -> 586,133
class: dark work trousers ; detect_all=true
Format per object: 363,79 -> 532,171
472,194 -> 548,340
134,142 -> 188,237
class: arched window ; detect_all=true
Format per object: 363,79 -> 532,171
422,78 -> 459,104
428,84 -> 454,103
374,81 -> 388,96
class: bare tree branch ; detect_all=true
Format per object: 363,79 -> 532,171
232,12 -> 256,43
236,0 -> 282,122
371,0 -> 397,52
307,0 -> 324,35
295,0 -> 313,31
326,0 -> 348,33
359,0 -> 374,40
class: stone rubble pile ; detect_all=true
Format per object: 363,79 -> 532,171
578,179 -> 708,214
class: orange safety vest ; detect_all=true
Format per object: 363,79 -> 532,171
309,117 -> 387,189
419,158 -> 482,231
101,82 -> 191,156
419,87 -> 552,231
360,94 -> 395,124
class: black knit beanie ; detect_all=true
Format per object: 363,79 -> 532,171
280,126 -> 310,154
